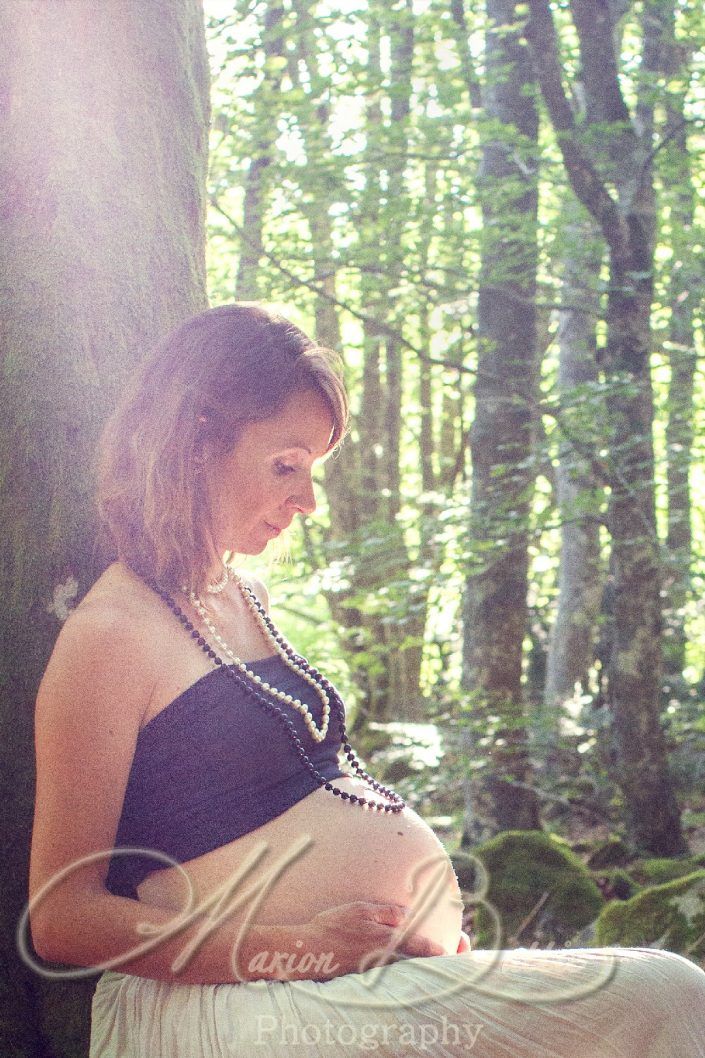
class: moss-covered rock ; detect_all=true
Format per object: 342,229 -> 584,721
595,870 -> 705,960
455,830 -> 604,948
628,856 -> 705,887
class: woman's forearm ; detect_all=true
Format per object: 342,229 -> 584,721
30,885 -> 295,985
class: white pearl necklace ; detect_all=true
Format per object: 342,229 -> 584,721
205,565 -> 231,594
184,572 -> 330,743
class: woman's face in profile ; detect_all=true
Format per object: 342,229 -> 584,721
204,388 -> 334,556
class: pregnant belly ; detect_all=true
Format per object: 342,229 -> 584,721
136,774 -> 464,957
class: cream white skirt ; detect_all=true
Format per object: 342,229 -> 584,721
90,947 -> 705,1058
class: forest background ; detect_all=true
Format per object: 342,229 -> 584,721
1,0 -> 704,1055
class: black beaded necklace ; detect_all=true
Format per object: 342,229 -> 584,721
147,578 -> 405,815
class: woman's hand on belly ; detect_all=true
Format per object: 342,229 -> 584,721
245,901 -> 446,982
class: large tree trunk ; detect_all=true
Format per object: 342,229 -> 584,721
0,3 -> 210,1053
603,248 -> 684,853
461,0 -> 542,838
526,0 -> 686,855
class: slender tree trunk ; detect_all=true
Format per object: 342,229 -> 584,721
659,11 -> 696,678
234,0 -> 285,299
383,157 -> 452,722
0,3 -> 210,1053
374,0 -> 425,719
438,202 -> 467,490
541,223 -> 605,774
607,0 -> 686,854
526,0 -> 687,855
461,0 -> 542,837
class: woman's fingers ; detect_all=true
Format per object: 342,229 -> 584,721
351,901 -> 444,960
362,903 -> 412,928
334,901 -> 409,924
316,901 -> 409,934
361,904 -> 446,957
338,903 -> 446,960
301,901 -> 445,979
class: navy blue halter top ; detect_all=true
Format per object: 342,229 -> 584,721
105,655 -> 346,900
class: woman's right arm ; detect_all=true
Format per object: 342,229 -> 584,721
29,606 -> 440,985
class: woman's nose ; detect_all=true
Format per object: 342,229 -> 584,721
288,476 -> 317,516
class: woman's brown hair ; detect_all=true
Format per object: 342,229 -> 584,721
96,304 -> 348,593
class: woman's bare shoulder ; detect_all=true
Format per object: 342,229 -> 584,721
41,563 -> 164,711
60,565 -> 156,643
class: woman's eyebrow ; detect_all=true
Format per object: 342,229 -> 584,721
276,442 -> 312,454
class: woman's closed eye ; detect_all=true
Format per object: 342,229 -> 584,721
274,459 -> 297,476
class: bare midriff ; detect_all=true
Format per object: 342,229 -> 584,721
136,773 -> 464,959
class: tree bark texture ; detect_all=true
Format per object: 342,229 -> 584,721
0,2 -> 210,1052
542,205 -> 605,775
656,3 -> 697,677
461,0 -> 542,835
541,8 -> 611,749
526,0 -> 687,855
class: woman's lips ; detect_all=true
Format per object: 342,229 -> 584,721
264,521 -> 282,537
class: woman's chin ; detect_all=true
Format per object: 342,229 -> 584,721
221,537 -> 266,556
224,527 -> 287,558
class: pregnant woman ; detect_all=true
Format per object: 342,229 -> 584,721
28,304 -> 705,1057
